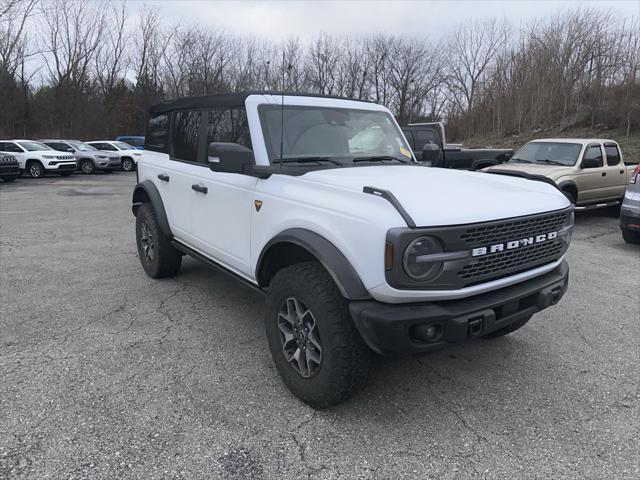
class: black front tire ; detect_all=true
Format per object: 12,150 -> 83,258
27,161 -> 45,178
121,158 -> 135,172
622,228 -> 640,245
265,261 -> 371,409
80,159 -> 95,175
135,203 -> 182,278
482,314 -> 532,339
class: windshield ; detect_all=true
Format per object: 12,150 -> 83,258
113,141 -> 134,150
119,137 -> 144,147
17,141 -> 52,151
510,142 -> 582,166
258,105 -> 413,165
68,141 -> 97,151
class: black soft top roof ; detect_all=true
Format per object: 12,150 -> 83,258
149,90 -> 370,114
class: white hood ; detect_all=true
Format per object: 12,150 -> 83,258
300,165 -> 570,226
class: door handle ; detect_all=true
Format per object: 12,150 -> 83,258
601,172 -> 606,176
620,170 -> 624,174
191,184 -> 208,194
157,174 -> 170,182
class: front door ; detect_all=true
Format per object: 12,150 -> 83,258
574,144 -> 605,204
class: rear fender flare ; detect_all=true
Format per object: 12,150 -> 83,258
132,180 -> 172,237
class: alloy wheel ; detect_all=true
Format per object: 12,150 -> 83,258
81,161 -> 93,174
277,297 -> 322,378
122,159 -> 134,171
139,221 -> 155,262
29,163 -> 43,178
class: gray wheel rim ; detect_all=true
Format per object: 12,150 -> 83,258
139,221 -> 155,262
278,297 -> 322,378
30,164 -> 41,177
82,161 -> 92,173
123,159 -> 133,171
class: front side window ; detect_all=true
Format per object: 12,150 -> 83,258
68,141 -> 97,152
113,141 -> 134,150
171,111 -> 201,162
583,145 -> 603,167
605,145 -> 621,166
510,142 -> 582,167
258,105 -> 412,165
205,108 -> 252,150
45,142 -> 71,152
146,113 -> 169,151
16,141 -> 51,152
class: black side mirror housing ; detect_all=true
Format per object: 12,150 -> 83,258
422,143 -> 443,167
581,157 -> 601,169
207,142 -> 255,174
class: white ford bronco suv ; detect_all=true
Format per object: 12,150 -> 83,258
133,92 -> 574,408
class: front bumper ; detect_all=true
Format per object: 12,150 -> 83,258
349,261 -> 569,355
95,158 -> 121,170
620,210 -> 640,231
0,164 -> 20,176
46,161 -> 77,171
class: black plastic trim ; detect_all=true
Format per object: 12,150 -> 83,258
350,261 -> 569,355
256,228 -> 370,300
172,240 -> 265,295
484,168 -> 563,192
363,186 -> 416,228
131,180 -> 172,237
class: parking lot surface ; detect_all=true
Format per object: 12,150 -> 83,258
1,173 -> 639,479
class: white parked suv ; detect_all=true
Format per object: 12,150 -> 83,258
86,140 -> 142,172
132,92 -> 574,408
0,140 -> 77,178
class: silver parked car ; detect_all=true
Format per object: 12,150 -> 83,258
40,139 -> 121,174
620,164 -> 640,244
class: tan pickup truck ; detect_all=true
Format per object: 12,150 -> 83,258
485,138 -> 637,209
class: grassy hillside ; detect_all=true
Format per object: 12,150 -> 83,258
461,127 -> 640,163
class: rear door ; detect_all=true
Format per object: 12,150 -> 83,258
603,143 -> 627,200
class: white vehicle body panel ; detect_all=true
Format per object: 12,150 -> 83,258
138,94 -> 570,303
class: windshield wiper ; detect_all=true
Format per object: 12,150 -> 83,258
352,155 -> 410,164
510,158 -> 534,164
538,159 -> 566,166
272,156 -> 343,166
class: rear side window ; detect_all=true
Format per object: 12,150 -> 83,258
605,145 -> 621,166
583,145 -> 603,167
146,113 -> 169,152
414,129 -> 440,149
171,111 -> 201,162
205,108 -> 252,150
0,142 -> 22,153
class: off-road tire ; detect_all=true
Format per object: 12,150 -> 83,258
561,188 -> 577,204
80,159 -> 95,175
121,158 -> 135,172
265,261 -> 371,409
27,161 -> 45,178
1,176 -> 16,182
621,228 -> 640,245
135,203 -> 182,278
482,314 -> 532,339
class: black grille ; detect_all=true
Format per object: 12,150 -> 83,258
0,156 -> 17,165
458,240 -> 564,282
460,212 -> 568,247
58,163 -> 76,170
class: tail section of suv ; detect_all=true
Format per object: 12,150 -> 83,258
40,139 -> 121,174
87,140 -> 142,171
0,140 -> 76,178
132,92 -> 573,408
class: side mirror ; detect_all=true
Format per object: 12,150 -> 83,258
207,142 -> 254,174
422,143 -> 443,167
581,157 -> 601,169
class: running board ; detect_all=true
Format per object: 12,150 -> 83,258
575,200 -> 620,211
171,240 -> 265,296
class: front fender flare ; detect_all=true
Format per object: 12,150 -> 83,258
132,180 -> 172,237
256,228 -> 370,300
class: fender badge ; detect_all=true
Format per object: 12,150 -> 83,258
254,200 -> 263,212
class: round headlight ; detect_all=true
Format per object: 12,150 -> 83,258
403,236 -> 443,281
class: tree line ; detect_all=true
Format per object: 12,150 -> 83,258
1,0 -> 638,142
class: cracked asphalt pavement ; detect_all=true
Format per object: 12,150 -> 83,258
1,173 -> 639,479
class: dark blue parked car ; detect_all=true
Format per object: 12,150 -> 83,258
115,136 -> 145,150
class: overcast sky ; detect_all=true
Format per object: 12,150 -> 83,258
128,0 -> 639,39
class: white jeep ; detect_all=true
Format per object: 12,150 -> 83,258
0,140 -> 77,178
132,92 -> 573,408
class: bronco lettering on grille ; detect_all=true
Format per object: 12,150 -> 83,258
471,231 -> 558,257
